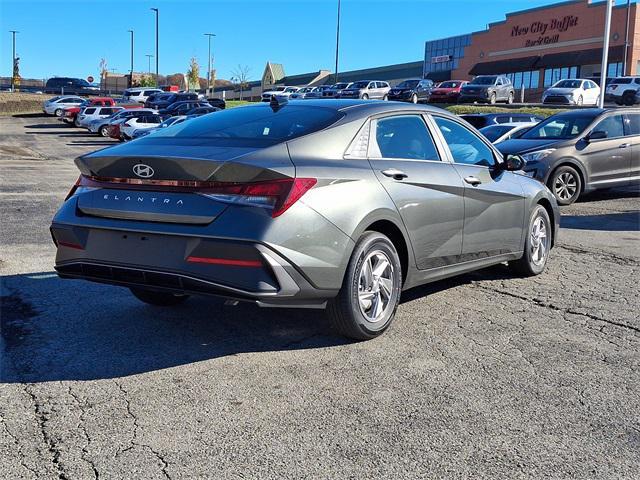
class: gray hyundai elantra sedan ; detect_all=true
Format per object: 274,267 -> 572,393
51,99 -> 559,340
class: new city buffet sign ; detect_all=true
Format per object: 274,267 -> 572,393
511,15 -> 579,48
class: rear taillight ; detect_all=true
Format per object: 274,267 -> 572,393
64,176 -> 81,201
78,176 -> 317,218
200,177 -> 317,217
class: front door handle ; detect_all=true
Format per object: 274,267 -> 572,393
619,143 -> 631,148
381,168 -> 408,180
464,176 -> 482,186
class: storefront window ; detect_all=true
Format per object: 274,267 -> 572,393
608,62 -> 623,77
544,66 -> 580,87
505,70 -> 540,89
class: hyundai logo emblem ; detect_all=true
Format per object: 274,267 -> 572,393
133,163 -> 154,178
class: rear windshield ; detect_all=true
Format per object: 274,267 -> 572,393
470,76 -> 497,85
611,78 -> 632,84
479,125 -> 514,142
142,104 -> 343,146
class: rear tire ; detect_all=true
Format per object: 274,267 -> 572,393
623,91 -> 636,106
130,288 -> 189,306
507,92 -> 514,104
411,93 -> 418,104
548,165 -> 582,205
327,232 -> 402,341
509,205 -> 551,276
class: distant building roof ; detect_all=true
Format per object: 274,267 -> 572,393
333,61 -> 424,83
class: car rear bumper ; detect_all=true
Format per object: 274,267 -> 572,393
50,193 -> 352,308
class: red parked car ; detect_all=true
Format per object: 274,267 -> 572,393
61,97 -> 116,126
428,80 -> 468,103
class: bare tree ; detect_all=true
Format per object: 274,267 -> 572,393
231,65 -> 251,101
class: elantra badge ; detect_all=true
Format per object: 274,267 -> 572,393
133,163 -> 154,178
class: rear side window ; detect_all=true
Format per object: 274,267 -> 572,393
143,90 -> 157,96
370,115 -> 440,161
626,114 -> 640,135
592,115 -> 625,138
145,105 -> 343,146
434,117 -> 496,167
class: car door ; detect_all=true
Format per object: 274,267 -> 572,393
582,113 -> 631,186
365,114 -> 465,269
625,113 -> 640,180
432,115 -> 526,257
495,77 -> 505,100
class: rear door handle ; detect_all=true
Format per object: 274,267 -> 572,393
464,176 -> 482,186
619,143 -> 631,148
381,168 -> 408,180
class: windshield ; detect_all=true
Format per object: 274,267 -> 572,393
333,83 -> 349,89
351,81 -> 369,89
611,78 -> 632,84
144,104 -> 343,146
521,114 -> 594,140
470,76 -> 497,85
479,125 -> 515,142
553,80 -> 582,89
438,81 -> 460,88
396,80 -> 420,89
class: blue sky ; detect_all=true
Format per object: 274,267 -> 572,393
1,0 -> 566,82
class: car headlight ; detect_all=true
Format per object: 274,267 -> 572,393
521,149 -> 555,162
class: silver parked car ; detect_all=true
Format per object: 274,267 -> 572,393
42,96 -> 85,116
51,100 -> 559,340
88,108 -> 158,136
339,80 -> 390,100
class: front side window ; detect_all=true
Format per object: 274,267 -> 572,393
521,114 -> 595,140
434,117 -> 496,167
369,115 -> 440,161
84,108 -> 96,115
592,115 -> 625,138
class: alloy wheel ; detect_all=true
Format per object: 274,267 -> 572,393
529,216 -> 549,266
411,94 -> 418,103
357,250 -> 394,323
554,171 -> 578,201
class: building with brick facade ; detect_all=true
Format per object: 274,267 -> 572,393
424,0 -> 639,100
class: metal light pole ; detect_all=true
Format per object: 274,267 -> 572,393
10,30 -> 18,92
146,54 -> 153,77
622,0 -> 631,75
151,8 -> 159,85
204,33 -> 216,91
598,0 -> 613,108
128,30 -> 134,85
334,0 -> 341,84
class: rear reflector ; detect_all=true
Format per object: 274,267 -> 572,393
58,241 -> 84,250
186,256 -> 262,267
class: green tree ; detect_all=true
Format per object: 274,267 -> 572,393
186,57 -> 200,91
137,75 -> 155,87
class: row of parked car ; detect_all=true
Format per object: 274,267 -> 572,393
42,88 -> 225,141
259,74 -> 640,106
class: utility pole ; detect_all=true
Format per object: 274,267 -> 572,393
128,29 -> 134,86
151,8 -> 159,85
10,30 -> 18,92
622,0 -> 631,75
334,0 -> 341,84
204,33 -> 216,91
146,54 -> 153,77
598,0 -> 613,108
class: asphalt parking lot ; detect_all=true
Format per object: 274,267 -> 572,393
1,114 -> 639,479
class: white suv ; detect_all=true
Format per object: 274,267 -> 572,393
122,87 -> 164,104
77,106 -> 124,128
261,86 -> 299,102
120,113 -> 163,140
605,76 -> 640,106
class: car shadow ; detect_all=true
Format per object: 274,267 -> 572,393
577,186 -> 639,202
1,272 -> 348,383
66,140 -> 116,147
13,113 -> 48,118
561,212 -> 640,231
24,123 -> 70,129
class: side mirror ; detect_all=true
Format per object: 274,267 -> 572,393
586,130 -> 607,141
501,154 -> 526,171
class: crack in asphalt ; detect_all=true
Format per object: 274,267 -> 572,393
24,384 -> 69,480
1,410 -> 38,477
472,283 -> 640,335
557,244 -> 640,267
66,385 -> 99,479
114,380 -> 171,479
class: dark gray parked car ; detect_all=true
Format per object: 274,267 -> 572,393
51,100 -> 559,340
459,75 -> 515,104
497,108 -> 640,205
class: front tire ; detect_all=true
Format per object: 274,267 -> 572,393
382,94 -> 389,101
509,205 -> 551,276
130,288 -> 189,306
327,232 -> 402,341
548,165 -> 581,205
623,91 -> 636,106
99,125 -> 109,137
411,93 -> 418,104
489,92 -> 496,104
361,93 -> 369,100
576,95 -> 583,106
54,108 -> 63,117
